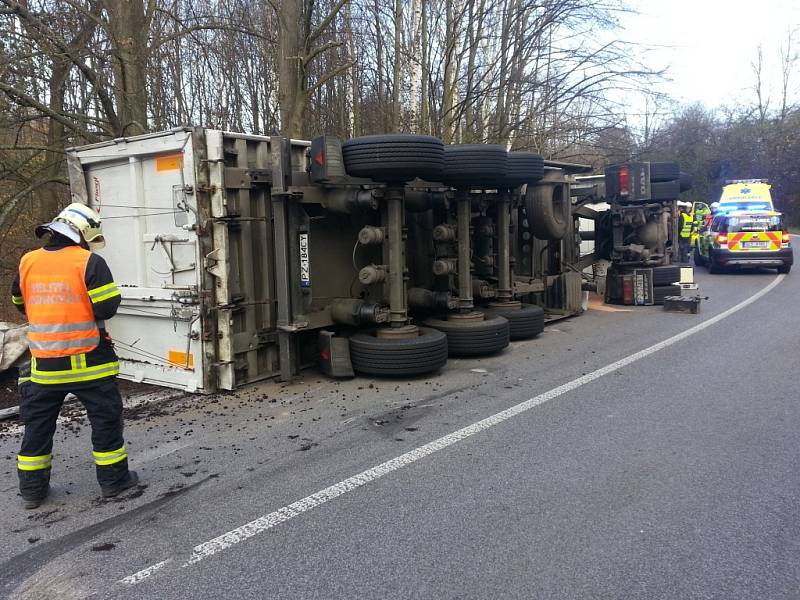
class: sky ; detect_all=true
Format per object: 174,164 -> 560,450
617,0 -> 800,111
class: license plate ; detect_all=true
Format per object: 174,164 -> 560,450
742,241 -> 768,248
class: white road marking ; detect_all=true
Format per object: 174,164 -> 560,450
121,274 -> 785,585
120,560 -> 171,585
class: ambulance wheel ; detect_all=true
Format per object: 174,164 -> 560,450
423,313 -> 510,357
349,326 -> 448,376
777,264 -> 791,274
342,134 -> 445,182
693,247 -> 706,267
708,256 -> 723,274
482,304 -> 545,340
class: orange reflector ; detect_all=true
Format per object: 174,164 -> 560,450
168,350 -> 194,368
156,154 -> 183,172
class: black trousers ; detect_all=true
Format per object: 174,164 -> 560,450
18,377 -> 131,498
679,237 -> 692,262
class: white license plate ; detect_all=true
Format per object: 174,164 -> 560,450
742,241 -> 769,248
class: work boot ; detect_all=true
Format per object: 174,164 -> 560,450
101,470 -> 140,499
21,485 -> 50,510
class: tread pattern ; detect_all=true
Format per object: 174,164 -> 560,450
423,313 -> 510,356
505,152 -> 545,186
442,144 -> 508,188
349,326 -> 448,376
342,135 -> 445,182
482,303 -> 545,340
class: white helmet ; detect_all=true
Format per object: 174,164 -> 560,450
36,203 -> 105,250
710,201 -> 720,213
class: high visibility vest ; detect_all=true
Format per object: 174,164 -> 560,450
19,247 -> 100,359
680,213 -> 693,238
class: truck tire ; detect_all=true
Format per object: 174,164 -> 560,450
505,152 -> 545,187
653,284 -> 682,305
651,265 -> 681,286
650,180 -> 681,201
777,264 -> 791,274
679,172 -> 693,192
349,326 -> 448,376
482,303 -> 545,340
423,313 -> 510,356
526,183 -> 569,240
342,134 -> 445,183
442,144 -> 508,188
649,161 -> 680,182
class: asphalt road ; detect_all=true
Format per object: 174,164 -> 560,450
1,266 -> 798,599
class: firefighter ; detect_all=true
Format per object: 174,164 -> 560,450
678,202 -> 693,262
11,204 -> 138,509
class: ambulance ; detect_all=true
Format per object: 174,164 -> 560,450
694,210 -> 792,274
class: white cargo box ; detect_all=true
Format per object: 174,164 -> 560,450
67,128 -> 310,393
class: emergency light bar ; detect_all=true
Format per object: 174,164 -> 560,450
717,203 -> 771,213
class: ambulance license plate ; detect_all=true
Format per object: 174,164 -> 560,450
742,241 -> 768,248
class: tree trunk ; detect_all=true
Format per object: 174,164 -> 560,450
277,0 -> 306,138
103,0 -> 152,135
391,0 -> 403,130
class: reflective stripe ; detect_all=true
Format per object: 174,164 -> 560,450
29,336 -> 101,351
88,282 -> 120,304
69,354 -> 87,370
17,454 -> 52,471
31,360 -> 119,385
91,289 -> 121,303
28,321 -> 98,334
18,376 -> 31,385
11,295 -> 24,305
93,446 -> 127,466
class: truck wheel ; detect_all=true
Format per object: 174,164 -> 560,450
482,303 -> 545,340
423,313 -> 510,356
653,284 -> 682,305
650,180 -> 681,200
526,183 -> 568,240
505,152 -> 545,187
342,134 -> 445,182
649,161 -> 680,182
777,264 -> 791,274
442,144 -> 508,188
651,265 -> 681,286
679,172 -> 693,192
349,326 -> 448,376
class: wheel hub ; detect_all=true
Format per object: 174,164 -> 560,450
375,324 -> 419,339
488,301 -> 522,311
447,311 -> 485,323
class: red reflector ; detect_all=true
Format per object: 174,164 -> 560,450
320,349 -> 330,361
314,150 -> 325,166
782,231 -> 791,243
622,275 -> 633,305
619,166 -> 629,196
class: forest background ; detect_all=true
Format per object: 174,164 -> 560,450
0,0 -> 798,321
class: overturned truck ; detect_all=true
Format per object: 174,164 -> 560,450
65,128 -> 640,393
